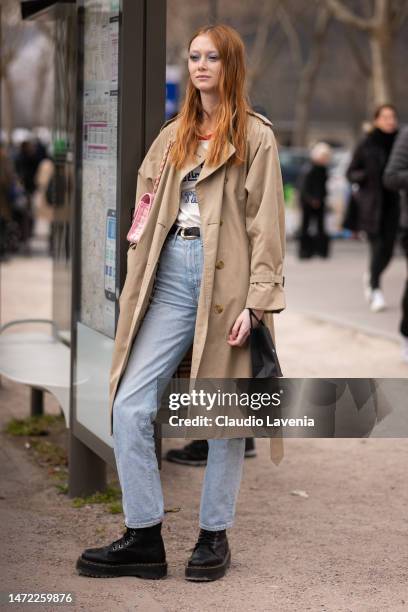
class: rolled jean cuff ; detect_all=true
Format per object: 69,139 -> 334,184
125,516 -> 164,529
199,521 -> 234,531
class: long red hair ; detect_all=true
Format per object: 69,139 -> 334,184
169,24 -> 252,170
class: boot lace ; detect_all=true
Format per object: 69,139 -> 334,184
194,530 -> 223,551
110,529 -> 132,551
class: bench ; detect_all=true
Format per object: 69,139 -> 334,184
0,319 -> 70,426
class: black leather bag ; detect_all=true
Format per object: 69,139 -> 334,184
248,308 -> 283,378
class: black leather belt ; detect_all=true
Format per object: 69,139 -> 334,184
168,224 -> 201,239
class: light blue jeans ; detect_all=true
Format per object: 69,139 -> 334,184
112,230 -> 246,530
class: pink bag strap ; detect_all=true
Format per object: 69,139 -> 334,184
152,137 -> 174,195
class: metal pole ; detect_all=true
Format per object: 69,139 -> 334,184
69,433 -> 107,498
0,4 -> 2,142
68,1 -> 107,498
31,388 -> 44,416
0,5 -> 3,359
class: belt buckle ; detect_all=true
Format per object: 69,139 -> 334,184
180,227 -> 196,240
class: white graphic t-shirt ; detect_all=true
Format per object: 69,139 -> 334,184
176,139 -> 210,228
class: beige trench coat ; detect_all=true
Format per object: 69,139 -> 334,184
109,110 -> 287,463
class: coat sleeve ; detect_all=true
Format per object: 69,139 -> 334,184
346,141 -> 367,185
244,124 -> 286,313
383,127 -> 408,192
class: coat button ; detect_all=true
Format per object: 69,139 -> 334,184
220,219 -> 223,226
215,260 -> 224,270
214,304 -> 224,314
224,176 -> 228,184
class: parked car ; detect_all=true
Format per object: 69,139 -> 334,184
278,148 -> 309,187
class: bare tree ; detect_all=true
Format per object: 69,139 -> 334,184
322,0 -> 408,105
32,22 -> 55,127
245,0 -> 282,92
1,0 -> 54,136
293,4 -> 331,146
238,0 -> 332,145
1,0 -> 26,137
167,0 -> 408,146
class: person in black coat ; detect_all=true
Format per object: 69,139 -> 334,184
383,125 -> 408,363
346,104 -> 400,312
14,139 -> 45,248
297,142 -> 332,259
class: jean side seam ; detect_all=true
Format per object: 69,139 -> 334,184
142,400 -> 163,520
199,439 -> 245,529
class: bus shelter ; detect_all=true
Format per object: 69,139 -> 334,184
22,0 -> 167,496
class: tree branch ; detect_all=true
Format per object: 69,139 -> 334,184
277,4 -> 303,71
374,0 -> 389,26
247,0 -> 281,90
389,0 -> 408,31
343,27 -> 372,77
322,0 -> 376,31
293,4 -> 331,146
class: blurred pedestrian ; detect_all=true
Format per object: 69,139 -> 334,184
15,139 -> 46,195
383,125 -> 408,362
297,142 -> 332,259
32,155 -> 55,255
342,188 -> 362,238
346,104 -> 400,312
0,143 -> 15,260
33,156 -> 55,222
14,139 -> 45,248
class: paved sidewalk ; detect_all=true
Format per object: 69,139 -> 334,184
285,239 -> 406,342
0,249 -> 407,612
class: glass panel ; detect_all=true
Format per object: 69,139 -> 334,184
52,13 -> 77,340
80,0 -> 120,338
76,322 -> 114,446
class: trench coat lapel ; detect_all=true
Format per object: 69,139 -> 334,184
196,140 -> 236,185
157,139 -> 236,232
174,139 -> 236,192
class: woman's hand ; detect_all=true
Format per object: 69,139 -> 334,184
227,308 -> 264,347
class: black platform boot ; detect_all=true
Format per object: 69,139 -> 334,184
185,528 -> 231,581
166,438 -> 256,466
165,440 -> 209,465
76,522 -> 167,579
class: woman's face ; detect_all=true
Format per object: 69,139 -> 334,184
188,34 -> 222,94
374,107 -> 398,133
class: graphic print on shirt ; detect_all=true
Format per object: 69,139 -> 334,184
181,163 -> 204,205
177,139 -> 210,228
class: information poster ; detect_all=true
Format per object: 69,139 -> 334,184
80,0 -> 119,337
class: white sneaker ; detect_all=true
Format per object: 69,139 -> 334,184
402,336 -> 408,363
370,289 -> 386,312
363,272 -> 372,303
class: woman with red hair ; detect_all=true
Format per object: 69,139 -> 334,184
77,24 -> 286,582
